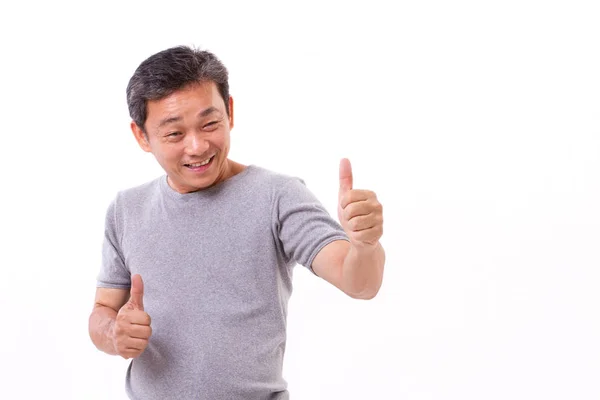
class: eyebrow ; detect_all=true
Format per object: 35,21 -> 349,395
157,107 -> 220,129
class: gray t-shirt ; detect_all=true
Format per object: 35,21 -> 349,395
97,165 -> 348,400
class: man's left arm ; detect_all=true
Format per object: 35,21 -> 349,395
312,158 -> 385,300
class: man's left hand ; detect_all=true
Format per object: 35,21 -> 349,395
337,158 -> 383,248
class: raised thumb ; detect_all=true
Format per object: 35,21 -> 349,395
128,274 -> 144,311
339,158 -> 353,197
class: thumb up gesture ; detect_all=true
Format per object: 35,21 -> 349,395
113,274 -> 152,359
338,158 -> 384,248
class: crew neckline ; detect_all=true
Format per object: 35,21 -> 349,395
159,164 -> 256,201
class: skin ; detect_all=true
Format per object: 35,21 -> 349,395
311,158 -> 385,299
88,80 -> 385,359
88,275 -> 150,358
132,80 -> 245,194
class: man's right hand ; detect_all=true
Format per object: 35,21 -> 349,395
112,274 -> 152,359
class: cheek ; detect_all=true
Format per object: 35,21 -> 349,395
155,145 -> 182,166
223,132 -> 232,148
213,134 -> 230,153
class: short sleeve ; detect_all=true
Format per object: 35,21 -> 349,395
274,177 -> 349,274
96,195 -> 131,289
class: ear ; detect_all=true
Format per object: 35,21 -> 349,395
228,96 -> 234,129
131,121 -> 152,153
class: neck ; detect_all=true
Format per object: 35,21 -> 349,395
220,159 -> 244,182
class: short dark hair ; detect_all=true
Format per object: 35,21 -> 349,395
126,45 -> 230,132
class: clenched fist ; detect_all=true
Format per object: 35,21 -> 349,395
112,274 -> 152,359
337,158 -> 384,248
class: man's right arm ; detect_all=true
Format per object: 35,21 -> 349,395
89,287 -> 129,355
89,275 -> 152,359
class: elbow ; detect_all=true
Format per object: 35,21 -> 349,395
347,286 -> 380,300
351,293 -> 377,300
345,274 -> 383,300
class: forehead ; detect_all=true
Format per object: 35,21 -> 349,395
146,81 -> 224,121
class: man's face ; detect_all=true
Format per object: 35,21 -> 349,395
131,81 -> 234,193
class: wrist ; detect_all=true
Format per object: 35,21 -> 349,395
108,319 -> 119,355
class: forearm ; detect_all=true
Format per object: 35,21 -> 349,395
341,242 -> 385,299
88,305 -> 118,355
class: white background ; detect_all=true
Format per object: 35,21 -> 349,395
1,1 -> 599,399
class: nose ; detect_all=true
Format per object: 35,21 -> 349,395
185,132 -> 210,156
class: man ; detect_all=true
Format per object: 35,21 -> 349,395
88,45 -> 385,400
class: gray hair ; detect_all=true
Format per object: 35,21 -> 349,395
126,45 -> 230,133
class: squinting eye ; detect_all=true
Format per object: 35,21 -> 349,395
167,132 -> 182,137
204,121 -> 218,129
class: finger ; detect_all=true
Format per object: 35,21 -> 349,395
128,310 -> 152,326
342,201 -> 375,221
338,158 -> 353,198
128,324 -> 153,340
340,190 -> 377,210
124,338 -> 149,351
347,214 -> 379,232
128,274 -> 144,311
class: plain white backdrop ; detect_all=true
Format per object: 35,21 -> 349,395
1,0 -> 599,399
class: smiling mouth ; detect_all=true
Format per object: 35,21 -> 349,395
184,155 -> 215,168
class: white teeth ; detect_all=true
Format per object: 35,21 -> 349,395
187,156 -> 213,168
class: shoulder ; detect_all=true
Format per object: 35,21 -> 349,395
107,176 -> 163,215
245,166 -> 325,214
245,165 -> 307,193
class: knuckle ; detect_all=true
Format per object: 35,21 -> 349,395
114,323 -> 125,334
117,310 -> 132,322
340,195 -> 349,208
348,205 -> 357,214
139,312 -> 151,325
343,209 -> 352,222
